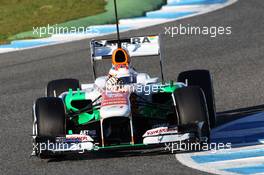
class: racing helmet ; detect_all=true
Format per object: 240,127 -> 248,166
109,48 -> 131,78
111,48 -> 130,66
107,48 -> 136,86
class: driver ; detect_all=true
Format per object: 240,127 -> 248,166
106,48 -> 136,91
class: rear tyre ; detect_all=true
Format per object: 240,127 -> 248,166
33,97 -> 66,158
177,69 -> 216,128
173,87 -> 210,139
47,79 -> 80,97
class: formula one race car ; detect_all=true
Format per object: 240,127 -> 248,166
31,0 -> 216,158
31,34 -> 216,158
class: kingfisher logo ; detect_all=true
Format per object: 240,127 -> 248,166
143,127 -> 178,137
65,134 -> 93,142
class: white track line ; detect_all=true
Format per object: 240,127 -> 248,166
176,144 -> 264,175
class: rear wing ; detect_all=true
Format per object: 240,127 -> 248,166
90,35 -> 165,82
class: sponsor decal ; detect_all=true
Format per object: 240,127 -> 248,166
131,36 -> 151,44
63,134 -> 92,142
143,127 -> 178,137
113,64 -> 129,71
80,130 -> 97,138
95,36 -> 158,49
93,35 -> 160,58
101,92 -> 129,107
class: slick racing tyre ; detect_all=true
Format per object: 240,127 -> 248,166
47,78 -> 80,97
177,69 -> 216,128
33,97 -> 66,158
34,97 -> 66,137
173,87 -> 210,139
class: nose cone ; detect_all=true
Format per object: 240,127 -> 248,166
100,92 -> 130,118
112,48 -> 130,66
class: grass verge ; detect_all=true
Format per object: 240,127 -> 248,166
11,0 -> 166,42
0,0 -> 106,44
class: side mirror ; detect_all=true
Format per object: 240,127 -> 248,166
137,73 -> 159,85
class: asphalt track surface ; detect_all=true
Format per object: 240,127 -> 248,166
1,0 -> 264,174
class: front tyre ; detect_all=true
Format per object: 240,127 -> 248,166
33,97 -> 66,158
177,69 -> 216,128
173,87 -> 210,140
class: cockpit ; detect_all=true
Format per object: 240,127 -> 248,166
117,75 -> 137,85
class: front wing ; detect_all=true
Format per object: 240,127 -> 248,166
32,126 -> 201,156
